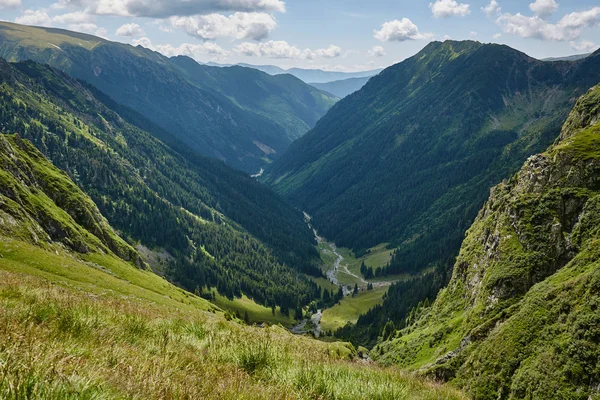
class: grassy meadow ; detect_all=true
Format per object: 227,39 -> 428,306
0,238 -> 467,399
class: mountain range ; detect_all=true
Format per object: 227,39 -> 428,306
0,21 -> 337,173
0,57 -> 323,313
308,76 -> 372,99
207,61 -> 382,84
264,40 -> 600,280
2,18 -> 600,398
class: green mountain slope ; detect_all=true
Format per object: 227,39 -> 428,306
0,21 -> 336,173
265,40 -> 600,281
0,57 -> 322,314
309,76 -> 372,99
0,133 -> 142,266
0,148 -> 465,399
171,56 -> 337,142
373,85 -> 600,399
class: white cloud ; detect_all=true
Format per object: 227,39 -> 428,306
54,0 -> 285,18
0,0 -> 20,9
116,23 -> 145,36
529,0 -> 558,19
469,31 -> 478,39
133,37 -> 230,60
15,9 -> 52,26
442,34 -> 452,40
315,45 -> 342,58
374,18 -> 432,42
569,40 -> 598,53
482,0 -> 501,18
429,0 -> 470,18
234,40 -> 315,59
169,12 -> 276,40
16,9 -> 108,37
52,10 -> 92,24
497,7 -> 600,41
367,45 -> 386,57
492,33 -> 502,39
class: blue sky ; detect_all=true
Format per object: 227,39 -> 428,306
1,0 -> 599,71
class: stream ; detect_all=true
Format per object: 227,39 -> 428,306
291,213 -> 395,337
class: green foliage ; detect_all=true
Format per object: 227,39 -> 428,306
267,41 -> 600,345
373,85 -> 600,399
0,21 -> 337,172
0,58 -> 322,312
0,245 -> 467,400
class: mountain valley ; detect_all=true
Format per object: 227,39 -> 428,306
1,15 -> 600,399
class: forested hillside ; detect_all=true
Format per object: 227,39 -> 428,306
0,58 -> 322,313
171,56 -> 337,142
373,85 -> 600,399
265,41 -> 600,341
0,21 -> 336,172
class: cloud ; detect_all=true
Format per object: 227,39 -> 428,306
234,40 -> 316,59
374,18 -> 432,42
116,23 -> 145,36
496,7 -> 600,41
0,0 -> 20,8
367,45 -> 386,57
315,45 -> 342,58
569,40 -> 598,53
52,10 -> 92,24
169,12 -> 276,41
429,0 -> 470,18
54,0 -> 285,18
133,37 -> 230,60
529,0 -> 558,19
482,0 -> 501,18
492,33 -> 502,39
15,9 -> 52,26
469,31 -> 478,39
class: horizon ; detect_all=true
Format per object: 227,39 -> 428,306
0,0 -> 598,72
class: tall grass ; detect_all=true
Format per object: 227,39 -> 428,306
0,270 -> 466,399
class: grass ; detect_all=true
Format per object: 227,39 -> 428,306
0,239 -> 467,400
321,286 -> 388,332
212,293 -> 296,327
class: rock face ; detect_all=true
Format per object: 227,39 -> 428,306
374,85 -> 600,400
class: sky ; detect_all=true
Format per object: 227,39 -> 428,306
1,0 -> 599,72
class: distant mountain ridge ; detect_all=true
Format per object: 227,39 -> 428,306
0,21 -> 336,172
542,53 -> 592,62
208,61 -> 382,84
309,76 -> 372,98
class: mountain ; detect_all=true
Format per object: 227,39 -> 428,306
309,76 -> 371,98
0,57 -> 324,314
264,41 -> 600,285
170,56 -> 337,142
373,84 -> 600,400
235,62 -> 382,83
0,135 -> 464,399
543,53 -> 592,62
0,22 -> 337,172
